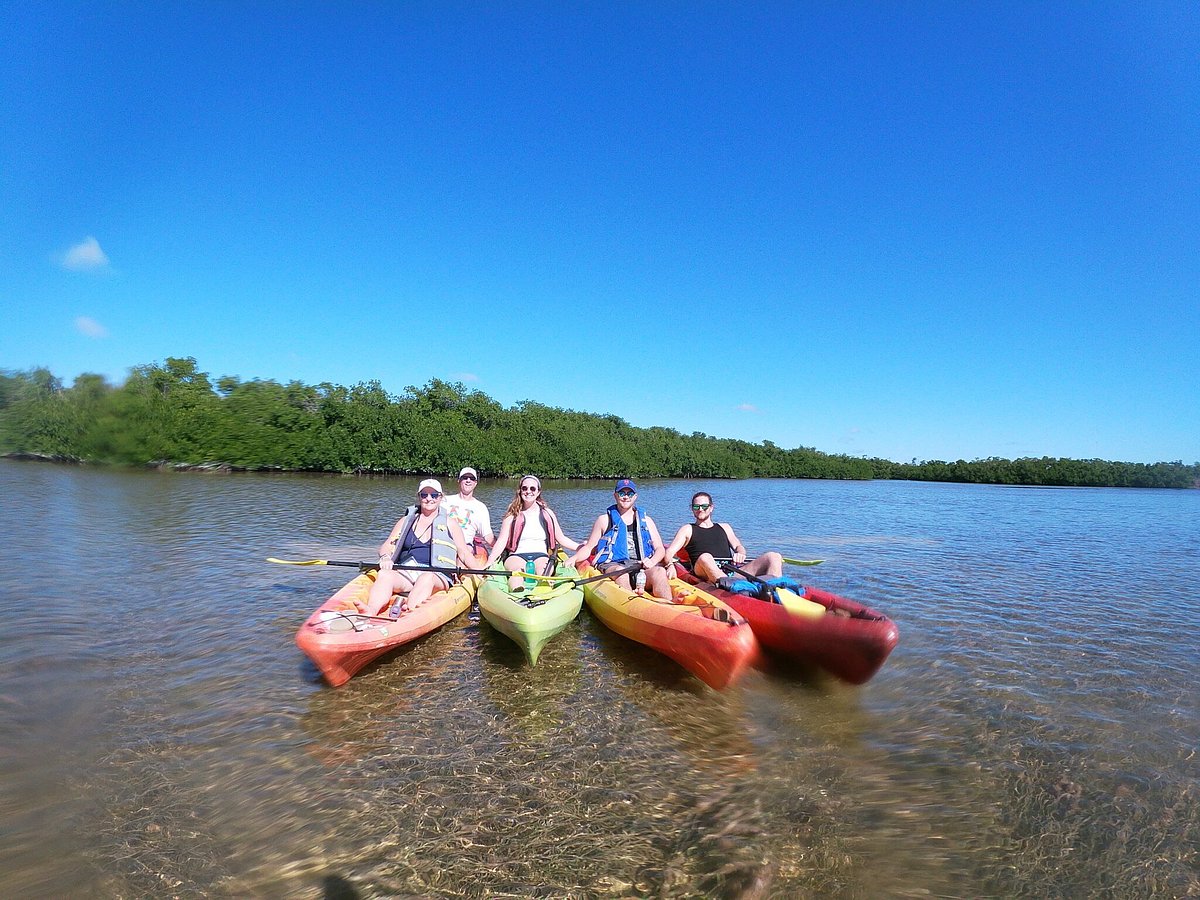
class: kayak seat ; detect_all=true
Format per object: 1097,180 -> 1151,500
764,576 -> 802,591
716,577 -> 758,595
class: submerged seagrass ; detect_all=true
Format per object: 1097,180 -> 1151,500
4,464 -> 1198,897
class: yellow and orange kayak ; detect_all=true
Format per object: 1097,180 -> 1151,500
295,571 -> 477,687
579,565 -> 757,690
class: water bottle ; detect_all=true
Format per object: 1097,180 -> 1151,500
634,568 -> 647,594
524,558 -> 537,588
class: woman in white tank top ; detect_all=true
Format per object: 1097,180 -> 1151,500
486,475 -> 580,592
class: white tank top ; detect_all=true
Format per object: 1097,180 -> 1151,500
514,508 -> 549,555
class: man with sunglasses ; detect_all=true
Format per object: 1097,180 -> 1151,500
571,479 -> 673,600
441,466 -> 494,555
663,491 -> 783,584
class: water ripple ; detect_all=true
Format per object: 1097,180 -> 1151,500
1,464 -> 1197,897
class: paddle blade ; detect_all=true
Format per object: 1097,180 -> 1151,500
267,558 -> 371,569
781,557 -> 823,566
777,587 -> 826,619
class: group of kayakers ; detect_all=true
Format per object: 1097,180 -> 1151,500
364,468 -> 781,617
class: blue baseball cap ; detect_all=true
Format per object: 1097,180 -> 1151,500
615,478 -> 637,492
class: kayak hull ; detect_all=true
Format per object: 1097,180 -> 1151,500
580,565 -> 756,690
477,568 -> 584,665
676,568 -> 898,684
295,571 -> 476,687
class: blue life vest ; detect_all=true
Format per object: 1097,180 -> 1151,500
594,504 -> 655,565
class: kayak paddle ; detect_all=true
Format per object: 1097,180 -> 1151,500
720,563 -> 825,619
267,557 -> 579,584
712,555 -> 823,568
526,562 -> 641,598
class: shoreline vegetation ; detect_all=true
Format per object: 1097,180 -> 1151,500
2,357 -> 1197,489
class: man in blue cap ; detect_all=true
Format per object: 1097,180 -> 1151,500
570,478 -> 672,599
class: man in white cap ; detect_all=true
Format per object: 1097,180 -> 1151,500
441,466 -> 494,554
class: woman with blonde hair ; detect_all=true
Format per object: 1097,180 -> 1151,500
486,476 -> 580,591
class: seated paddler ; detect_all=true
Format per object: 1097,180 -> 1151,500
663,491 -> 783,589
486,476 -> 580,592
570,479 -> 673,601
364,478 -> 484,617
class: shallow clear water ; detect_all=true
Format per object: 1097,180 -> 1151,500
1,461 -> 1197,897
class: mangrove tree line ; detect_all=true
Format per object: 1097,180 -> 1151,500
1,358 -> 1196,489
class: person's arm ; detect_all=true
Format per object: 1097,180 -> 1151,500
720,523 -> 746,565
448,520 -> 483,570
643,516 -> 668,568
377,518 -> 406,570
662,524 -> 692,565
486,516 -> 513,568
570,514 -> 607,567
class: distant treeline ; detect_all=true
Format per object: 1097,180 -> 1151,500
2,358 -> 1197,489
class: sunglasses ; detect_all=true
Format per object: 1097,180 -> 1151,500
616,490 -> 635,498
520,485 -> 540,493
459,475 -> 477,482
419,491 -> 442,500
691,503 -> 711,511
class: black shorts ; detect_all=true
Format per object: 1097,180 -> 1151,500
510,551 -> 549,564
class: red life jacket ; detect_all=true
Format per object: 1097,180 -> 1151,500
505,506 -> 560,554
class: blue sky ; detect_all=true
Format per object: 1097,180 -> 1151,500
2,3 -> 1196,464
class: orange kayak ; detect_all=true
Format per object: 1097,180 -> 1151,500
579,565 -> 757,690
295,571 -> 476,687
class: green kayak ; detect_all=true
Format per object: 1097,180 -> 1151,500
477,566 -> 584,665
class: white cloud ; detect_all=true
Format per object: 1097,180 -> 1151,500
61,236 -> 110,271
736,403 -> 760,413
75,316 -> 109,338
452,372 -> 480,383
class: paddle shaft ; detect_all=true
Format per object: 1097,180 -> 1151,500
267,557 -> 573,583
531,562 -> 641,593
577,562 -> 642,585
711,555 -> 822,567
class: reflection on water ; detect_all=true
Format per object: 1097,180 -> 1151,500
1,462 -> 1198,897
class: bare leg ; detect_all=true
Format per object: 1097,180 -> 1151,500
504,556 -> 525,591
399,572 -> 445,612
645,565 -> 672,601
599,562 -> 633,591
505,555 -> 549,591
740,552 -> 783,579
692,553 -> 725,583
365,570 -> 415,616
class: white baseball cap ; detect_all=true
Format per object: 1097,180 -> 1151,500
417,478 -> 443,494
458,467 -> 478,480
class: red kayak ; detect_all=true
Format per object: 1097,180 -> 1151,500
295,571 -> 476,687
674,566 -> 898,684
